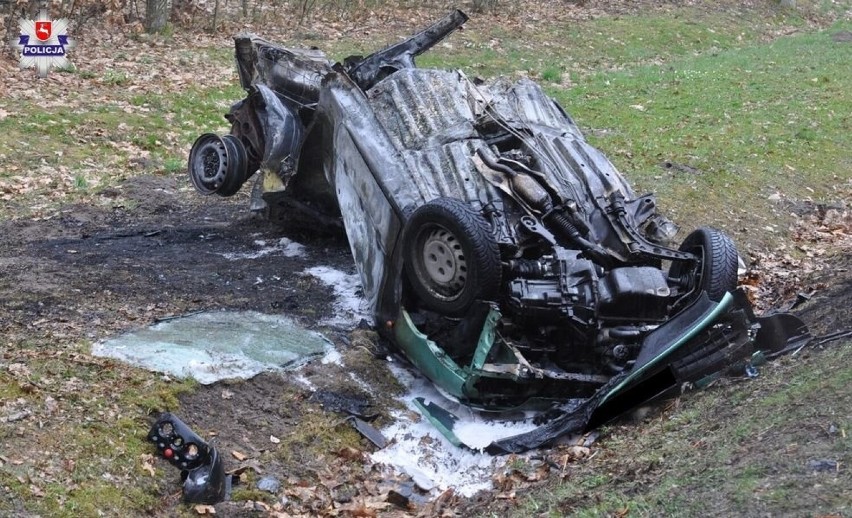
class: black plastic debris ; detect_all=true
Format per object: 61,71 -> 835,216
310,389 -> 375,419
148,413 -> 227,504
807,459 -> 840,473
308,389 -> 387,448
347,416 -> 387,449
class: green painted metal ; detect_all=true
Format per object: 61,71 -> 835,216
600,291 -> 734,405
470,307 -> 501,371
412,397 -> 465,448
394,309 -> 468,399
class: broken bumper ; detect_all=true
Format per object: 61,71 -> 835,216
396,291 -> 809,454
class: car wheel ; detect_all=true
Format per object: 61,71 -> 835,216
670,227 -> 738,302
188,133 -> 248,197
402,198 -> 500,317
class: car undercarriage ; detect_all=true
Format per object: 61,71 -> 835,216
186,9 -> 810,452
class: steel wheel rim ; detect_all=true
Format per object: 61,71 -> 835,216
415,225 -> 468,301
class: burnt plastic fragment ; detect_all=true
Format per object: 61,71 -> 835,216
347,416 -> 387,449
148,413 -> 227,504
754,312 -> 812,359
309,389 -> 374,418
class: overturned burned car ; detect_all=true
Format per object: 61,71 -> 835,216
188,11 -> 809,452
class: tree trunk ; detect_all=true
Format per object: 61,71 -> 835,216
146,0 -> 169,33
211,0 -> 219,32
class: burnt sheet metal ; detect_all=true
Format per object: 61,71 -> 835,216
186,10 -> 814,454
148,413 -> 227,504
345,9 -> 469,91
317,70 -> 411,317
249,84 -> 304,177
235,35 -> 332,109
362,67 -> 665,263
755,312 -> 812,359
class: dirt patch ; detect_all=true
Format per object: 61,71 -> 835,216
0,175 -> 355,343
793,253 -> 852,336
0,174 -> 411,516
832,30 -> 852,42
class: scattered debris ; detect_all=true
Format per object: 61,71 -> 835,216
348,417 -> 387,449
231,450 -> 247,462
140,454 -> 156,477
148,413 -> 228,504
807,459 -> 840,473
256,476 -> 281,494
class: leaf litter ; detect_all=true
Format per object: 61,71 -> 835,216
1,3 -> 850,516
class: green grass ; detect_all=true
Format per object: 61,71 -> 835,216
506,342 -> 852,517
554,24 -> 851,247
305,7 -> 809,79
0,82 -> 242,218
540,65 -> 561,83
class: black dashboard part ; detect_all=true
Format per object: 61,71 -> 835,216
147,413 -> 227,504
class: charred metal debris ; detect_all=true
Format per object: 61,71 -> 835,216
186,10 -> 811,453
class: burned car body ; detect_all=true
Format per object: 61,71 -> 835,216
188,11 -> 809,451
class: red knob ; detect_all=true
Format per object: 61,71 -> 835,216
164,448 -> 174,459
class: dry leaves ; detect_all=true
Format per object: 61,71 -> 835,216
230,450 -> 248,461
742,185 -> 850,312
140,454 -> 156,476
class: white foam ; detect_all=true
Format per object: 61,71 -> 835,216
369,361 -> 542,497
292,373 -> 317,391
321,347 -> 343,365
277,237 -> 306,258
222,237 -> 306,260
301,266 -> 371,329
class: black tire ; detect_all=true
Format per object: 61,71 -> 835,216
670,227 -> 739,302
402,198 -> 501,317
